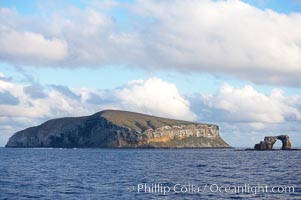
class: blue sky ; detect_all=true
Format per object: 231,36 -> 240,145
1,0 -> 301,147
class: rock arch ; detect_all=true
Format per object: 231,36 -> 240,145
254,135 -> 291,150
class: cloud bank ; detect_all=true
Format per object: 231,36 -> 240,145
198,84 -> 301,126
1,1 -> 301,86
1,71 -> 301,146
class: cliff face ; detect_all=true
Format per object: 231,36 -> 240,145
5,110 -> 230,148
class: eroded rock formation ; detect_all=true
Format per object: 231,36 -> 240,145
5,110 -> 230,148
254,135 -> 291,150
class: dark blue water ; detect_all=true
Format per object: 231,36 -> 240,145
0,148 -> 300,199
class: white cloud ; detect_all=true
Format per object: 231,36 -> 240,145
1,1 -> 301,86
130,0 -> 301,84
0,30 -> 68,62
200,83 -> 301,126
0,7 -> 68,65
116,78 -> 197,121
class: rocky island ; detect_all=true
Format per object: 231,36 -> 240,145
5,110 -> 230,148
254,135 -> 292,150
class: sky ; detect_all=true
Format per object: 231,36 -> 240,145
1,0 -> 301,147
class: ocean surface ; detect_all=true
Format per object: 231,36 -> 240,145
0,148 -> 300,200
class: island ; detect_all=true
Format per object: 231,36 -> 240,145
5,110 -> 230,148
254,135 -> 292,150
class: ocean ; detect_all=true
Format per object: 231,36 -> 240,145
0,148 -> 300,199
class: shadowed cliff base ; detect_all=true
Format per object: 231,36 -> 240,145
5,110 -> 230,148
